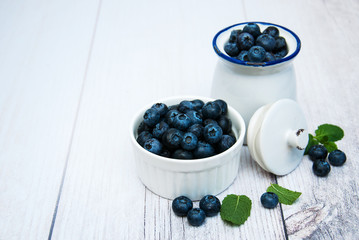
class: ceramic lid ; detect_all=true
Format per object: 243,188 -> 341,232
247,99 -> 308,176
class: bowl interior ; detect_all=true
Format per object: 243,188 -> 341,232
213,22 -> 301,67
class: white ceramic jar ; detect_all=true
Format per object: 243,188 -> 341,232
211,22 -> 301,140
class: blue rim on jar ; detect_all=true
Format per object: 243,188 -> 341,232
212,21 -> 301,67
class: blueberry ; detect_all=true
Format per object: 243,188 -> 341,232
328,150 -> 346,166
274,47 -> 288,59
236,50 -> 249,61
168,104 -> 179,111
178,100 -> 194,113
199,195 -> 221,217
152,121 -> 169,139
186,110 -> 203,125
173,113 -> 192,131
217,116 -> 232,133
202,102 -> 222,120
242,23 -> 261,38
308,145 -> 328,161
172,149 -> 193,159
143,108 -> 161,127
187,208 -> 206,226
136,131 -> 153,147
203,119 -> 218,126
264,52 -> 276,62
313,160 -> 331,177
274,36 -> 287,51
181,132 -> 198,151
256,34 -> 276,52
172,196 -> 193,216
237,32 -> 255,50
193,141 -> 216,159
203,124 -> 223,144
260,192 -> 279,209
187,123 -> 204,138
191,99 -> 204,111
162,128 -> 184,150
263,26 -> 280,38
229,29 -> 242,43
165,109 -> 180,126
248,46 -> 266,62
151,103 -> 168,117
217,134 -> 236,153
214,99 -> 228,115
160,148 -> 171,158
224,42 -> 240,57
143,138 -> 162,155
137,121 -> 152,135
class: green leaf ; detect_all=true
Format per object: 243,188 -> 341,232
220,194 -> 252,226
315,124 -> 344,142
304,134 -> 318,155
266,184 -> 301,205
323,141 -> 338,152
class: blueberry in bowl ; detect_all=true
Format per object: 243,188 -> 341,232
130,96 -> 246,200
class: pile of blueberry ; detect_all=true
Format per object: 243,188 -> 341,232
224,22 -> 288,63
172,195 -> 221,226
136,99 -> 236,159
308,145 -> 347,177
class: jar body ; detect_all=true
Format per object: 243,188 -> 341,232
211,59 -> 297,139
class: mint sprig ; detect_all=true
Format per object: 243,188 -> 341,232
266,184 -> 301,205
305,124 -> 344,154
220,194 -> 251,226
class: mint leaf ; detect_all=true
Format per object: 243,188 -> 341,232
266,184 -> 301,205
304,134 -> 318,155
315,124 -> 344,142
220,194 -> 251,226
323,141 -> 338,152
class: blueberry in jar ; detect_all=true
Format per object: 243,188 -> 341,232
199,195 -> 221,217
313,160 -> 331,177
187,208 -> 206,226
260,192 -> 279,209
328,150 -> 346,166
172,196 -> 193,216
143,138 -> 162,155
248,46 -> 266,62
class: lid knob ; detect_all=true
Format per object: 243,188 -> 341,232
287,129 -> 308,150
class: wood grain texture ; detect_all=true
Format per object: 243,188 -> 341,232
1,0 -> 358,239
0,0 -> 100,239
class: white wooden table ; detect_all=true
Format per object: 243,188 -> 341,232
1,0 -> 358,239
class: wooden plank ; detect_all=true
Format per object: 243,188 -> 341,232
51,0 -> 285,239
0,0 -> 100,239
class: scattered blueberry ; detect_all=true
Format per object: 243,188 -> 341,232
187,208 -> 206,226
162,128 -> 184,150
202,102 -> 221,120
143,108 -> 161,127
181,132 -> 198,151
173,113 -> 192,131
256,34 -> 276,52
143,138 -> 162,155
237,32 -> 255,50
199,195 -> 221,217
242,23 -> 261,38
308,145 -> 328,161
203,124 -> 223,144
248,46 -> 266,62
193,141 -> 216,159
260,192 -> 279,209
172,149 -> 194,159
263,26 -> 279,38
313,160 -> 331,177
172,196 -> 193,216
151,103 -> 168,117
328,150 -> 346,166
217,134 -> 236,153
137,131 -> 153,147
224,42 -> 240,57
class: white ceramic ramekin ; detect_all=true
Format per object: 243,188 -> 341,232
130,96 -> 246,200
